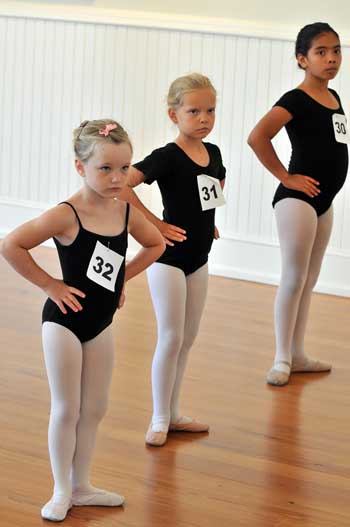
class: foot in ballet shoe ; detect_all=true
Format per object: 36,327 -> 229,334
169,416 -> 209,433
72,487 -> 124,507
145,423 -> 168,447
41,495 -> 72,522
266,360 -> 291,386
291,357 -> 332,373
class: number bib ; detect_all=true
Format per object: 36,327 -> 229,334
86,240 -> 124,292
197,174 -> 226,211
332,114 -> 350,144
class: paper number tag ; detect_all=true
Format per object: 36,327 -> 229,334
197,174 -> 226,211
332,114 -> 350,144
86,240 -> 124,292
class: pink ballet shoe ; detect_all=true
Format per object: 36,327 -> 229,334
145,423 -> 168,447
169,417 -> 209,433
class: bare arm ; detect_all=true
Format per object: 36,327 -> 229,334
119,166 -> 186,246
125,205 -> 166,282
247,107 -> 320,198
0,206 -> 85,314
118,167 -> 160,224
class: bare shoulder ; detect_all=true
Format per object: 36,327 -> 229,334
127,203 -> 144,231
4,202 -> 79,250
128,166 -> 145,187
249,106 -> 292,141
260,106 -> 293,127
38,202 -> 78,233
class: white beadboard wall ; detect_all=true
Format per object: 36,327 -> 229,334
0,9 -> 349,295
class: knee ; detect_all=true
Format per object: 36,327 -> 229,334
80,400 -> 108,424
281,270 -> 308,297
182,328 -> 198,350
158,330 -> 184,358
51,402 -> 80,428
304,269 -> 320,292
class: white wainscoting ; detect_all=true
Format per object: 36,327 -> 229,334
0,8 -> 349,295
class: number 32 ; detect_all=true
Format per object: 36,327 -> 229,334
93,256 -> 114,281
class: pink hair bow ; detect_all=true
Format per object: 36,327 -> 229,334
99,123 -> 117,136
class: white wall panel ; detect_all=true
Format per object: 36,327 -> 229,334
0,12 -> 349,295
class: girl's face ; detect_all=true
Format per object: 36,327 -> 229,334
297,32 -> 342,80
169,88 -> 216,139
76,141 -> 132,199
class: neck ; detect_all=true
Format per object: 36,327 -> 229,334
299,74 -> 329,93
79,185 -> 116,207
175,134 -> 204,150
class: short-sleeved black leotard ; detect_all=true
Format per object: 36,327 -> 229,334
272,88 -> 348,216
134,142 -> 226,276
42,201 -> 129,343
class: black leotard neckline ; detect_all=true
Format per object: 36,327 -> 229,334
61,201 -> 128,239
171,142 -> 211,168
295,88 -> 340,111
55,201 -> 129,247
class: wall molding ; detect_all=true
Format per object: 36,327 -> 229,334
1,1 -> 350,42
220,231 -> 350,259
208,236 -> 350,297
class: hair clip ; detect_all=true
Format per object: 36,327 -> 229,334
99,123 -> 118,136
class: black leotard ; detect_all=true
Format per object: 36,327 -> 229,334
42,201 -> 129,343
272,88 -> 348,216
134,142 -> 226,276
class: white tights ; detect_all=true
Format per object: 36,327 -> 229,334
42,322 -> 115,499
147,262 -> 208,430
274,198 -> 333,367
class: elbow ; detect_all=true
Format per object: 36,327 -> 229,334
159,238 -> 166,255
0,237 -> 10,259
247,130 -> 257,149
0,235 -> 18,261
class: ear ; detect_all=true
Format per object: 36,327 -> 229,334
168,107 -> 178,124
296,53 -> 307,70
75,158 -> 85,177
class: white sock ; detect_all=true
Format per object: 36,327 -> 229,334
272,360 -> 291,374
267,360 -> 291,386
72,486 -> 124,506
41,494 -> 72,521
151,422 -> 168,433
291,356 -> 331,372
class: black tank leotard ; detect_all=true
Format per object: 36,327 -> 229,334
134,142 -> 226,276
272,89 -> 348,216
42,201 -> 129,343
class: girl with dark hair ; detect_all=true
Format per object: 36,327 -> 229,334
248,23 -> 349,386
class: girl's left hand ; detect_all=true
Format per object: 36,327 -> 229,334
118,284 -> 125,309
214,226 -> 220,240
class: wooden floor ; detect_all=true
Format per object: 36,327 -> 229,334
1,245 -> 350,527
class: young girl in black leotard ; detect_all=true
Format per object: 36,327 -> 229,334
0,120 -> 164,521
248,23 -> 349,386
120,73 -> 226,446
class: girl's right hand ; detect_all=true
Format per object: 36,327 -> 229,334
155,219 -> 187,246
283,174 -> 320,198
44,278 -> 86,314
